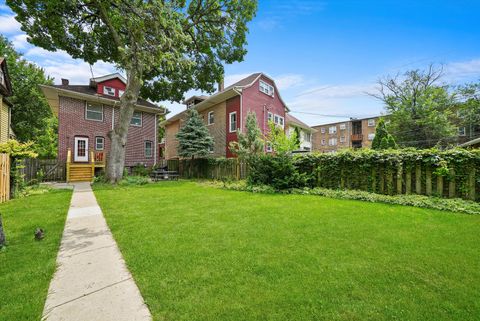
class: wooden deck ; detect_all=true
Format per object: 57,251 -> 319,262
66,149 -> 106,182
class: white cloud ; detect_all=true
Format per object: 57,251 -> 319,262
445,58 -> 480,81
275,74 -> 304,90
0,15 -> 21,34
11,34 -> 28,49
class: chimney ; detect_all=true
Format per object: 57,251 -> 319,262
218,78 -> 224,92
61,78 -> 69,86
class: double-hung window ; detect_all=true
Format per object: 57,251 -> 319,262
321,139 -> 326,145
268,112 -> 273,123
304,132 -> 311,142
340,136 -> 346,143
339,123 -> 346,130
368,119 -> 376,127
458,127 -> 466,136
329,138 -> 337,146
95,137 -> 104,150
321,127 -> 326,134
368,133 -> 375,141
329,126 -> 337,134
145,141 -> 153,158
85,102 -> 103,121
208,111 -> 214,125
229,112 -> 237,133
130,111 -> 142,126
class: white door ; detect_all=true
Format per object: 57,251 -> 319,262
74,137 -> 89,162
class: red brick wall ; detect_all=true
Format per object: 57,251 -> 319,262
225,96 -> 240,158
58,96 -> 156,167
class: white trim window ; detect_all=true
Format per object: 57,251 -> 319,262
328,138 -> 337,146
259,80 -> 274,96
368,119 -> 376,127
85,102 -> 103,121
229,112 -> 237,133
340,136 -> 346,143
321,127 -> 326,134
458,127 -> 466,136
103,86 -> 116,96
329,126 -> 337,134
368,133 -> 375,141
266,142 -> 273,152
267,112 -> 273,123
208,111 -> 214,125
130,111 -> 142,126
273,114 -> 284,128
145,141 -> 153,158
95,136 -> 105,150
321,139 -> 326,146
0,68 -> 4,86
304,132 -> 311,142
208,143 -> 214,154
339,123 -> 346,130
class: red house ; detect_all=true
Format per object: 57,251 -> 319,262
163,73 -> 289,158
41,73 -> 166,181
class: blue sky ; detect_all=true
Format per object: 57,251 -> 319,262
1,0 -> 480,125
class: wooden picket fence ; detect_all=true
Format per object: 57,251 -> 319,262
0,153 -> 10,203
162,158 -> 248,180
20,158 -> 66,183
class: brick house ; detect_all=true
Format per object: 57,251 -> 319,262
312,116 -> 382,152
163,73 -> 289,159
0,57 -> 13,143
40,73 -> 166,181
286,114 -> 316,152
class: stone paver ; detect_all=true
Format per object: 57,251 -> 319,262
42,182 -> 151,321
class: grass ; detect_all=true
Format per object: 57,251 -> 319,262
94,181 -> 480,321
0,189 -> 72,321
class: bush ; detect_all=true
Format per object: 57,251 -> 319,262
247,154 -> 308,190
119,175 -> 150,186
132,163 -> 150,177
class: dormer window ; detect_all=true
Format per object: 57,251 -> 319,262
259,80 -> 274,96
103,86 -> 116,96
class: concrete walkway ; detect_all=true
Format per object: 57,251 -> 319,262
42,182 -> 151,321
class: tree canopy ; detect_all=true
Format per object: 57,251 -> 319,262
372,118 -> 397,150
266,122 -> 299,154
176,109 -> 214,159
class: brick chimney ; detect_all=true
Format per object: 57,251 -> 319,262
218,78 -> 224,92
61,78 -> 69,86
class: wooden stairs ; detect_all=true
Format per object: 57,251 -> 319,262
66,149 -> 106,182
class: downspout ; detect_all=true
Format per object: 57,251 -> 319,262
233,87 -> 243,131
154,114 -> 157,165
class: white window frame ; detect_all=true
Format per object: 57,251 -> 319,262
103,86 -> 116,96
208,143 -> 214,153
458,127 -> 466,136
95,136 -> 105,151
339,123 -> 346,130
229,112 -> 237,133
85,102 -> 104,122
329,138 -> 337,146
368,119 -> 376,127
259,80 -> 274,96
368,133 -> 375,141
145,141 -> 153,158
266,142 -> 273,152
321,127 -> 326,134
304,132 -> 311,143
208,111 -> 214,125
329,126 -> 337,134
340,136 -> 346,143
130,111 -> 142,127
0,68 -> 4,86
321,139 -> 326,146
267,112 -> 273,123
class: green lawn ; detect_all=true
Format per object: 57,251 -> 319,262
0,190 -> 72,321
94,181 -> 480,321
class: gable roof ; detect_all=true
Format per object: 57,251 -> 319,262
286,114 -> 316,132
0,57 -> 13,97
165,72 -> 289,125
89,73 -> 127,85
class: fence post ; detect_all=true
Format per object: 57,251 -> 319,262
436,175 -> 443,197
415,164 -> 422,194
379,167 -> 385,194
425,167 -> 432,196
371,167 -> 376,193
469,167 -> 476,201
405,169 -> 412,194
448,168 -> 456,198
396,164 -> 403,194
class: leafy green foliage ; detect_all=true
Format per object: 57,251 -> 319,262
229,112 -> 264,159
372,66 -> 457,148
372,118 -> 397,149
32,117 -> 57,159
265,121 -> 299,154
176,109 -> 214,159
0,35 -> 54,144
455,82 -> 480,139
247,154 -> 307,190
0,140 -> 38,158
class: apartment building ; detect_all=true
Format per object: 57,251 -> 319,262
312,116 -> 382,152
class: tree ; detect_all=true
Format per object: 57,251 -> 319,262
8,0 -> 258,182
370,65 -> 457,148
176,109 -> 213,159
0,35 -> 54,143
455,82 -> 480,140
229,112 -> 264,159
33,117 -> 58,158
372,118 -> 397,150
266,122 -> 299,154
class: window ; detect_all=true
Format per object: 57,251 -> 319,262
145,141 -> 153,158
329,126 -> 337,134
368,119 -> 375,127
304,132 -> 311,142
259,80 -> 274,96
187,101 -> 194,109
229,112 -> 237,133
368,133 -> 375,141
321,139 -> 326,146
339,123 -> 346,130
279,116 -> 284,127
208,143 -> 214,153
95,137 -> 104,150
340,136 -> 346,143
266,142 -> 273,152
321,127 -> 326,134
267,112 -> 273,122
273,114 -> 284,128
130,111 -> 142,126
208,111 -> 214,125
328,138 -> 337,146
85,102 -> 103,121
458,127 -> 466,136
0,68 -> 4,86
118,90 -> 125,97
103,86 -> 116,96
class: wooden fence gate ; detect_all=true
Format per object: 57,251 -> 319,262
21,158 -> 66,183
0,153 -> 10,203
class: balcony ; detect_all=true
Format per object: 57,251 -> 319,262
351,134 -> 363,142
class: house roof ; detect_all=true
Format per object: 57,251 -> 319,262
90,73 -> 127,84
459,137 -> 480,148
40,84 -> 166,116
0,57 -> 13,97
164,72 -> 289,125
286,114 -> 316,132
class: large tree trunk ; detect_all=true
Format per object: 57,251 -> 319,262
106,68 -> 143,183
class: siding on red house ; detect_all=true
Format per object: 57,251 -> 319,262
225,96 -> 241,158
58,96 -> 157,167
96,78 -> 126,97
